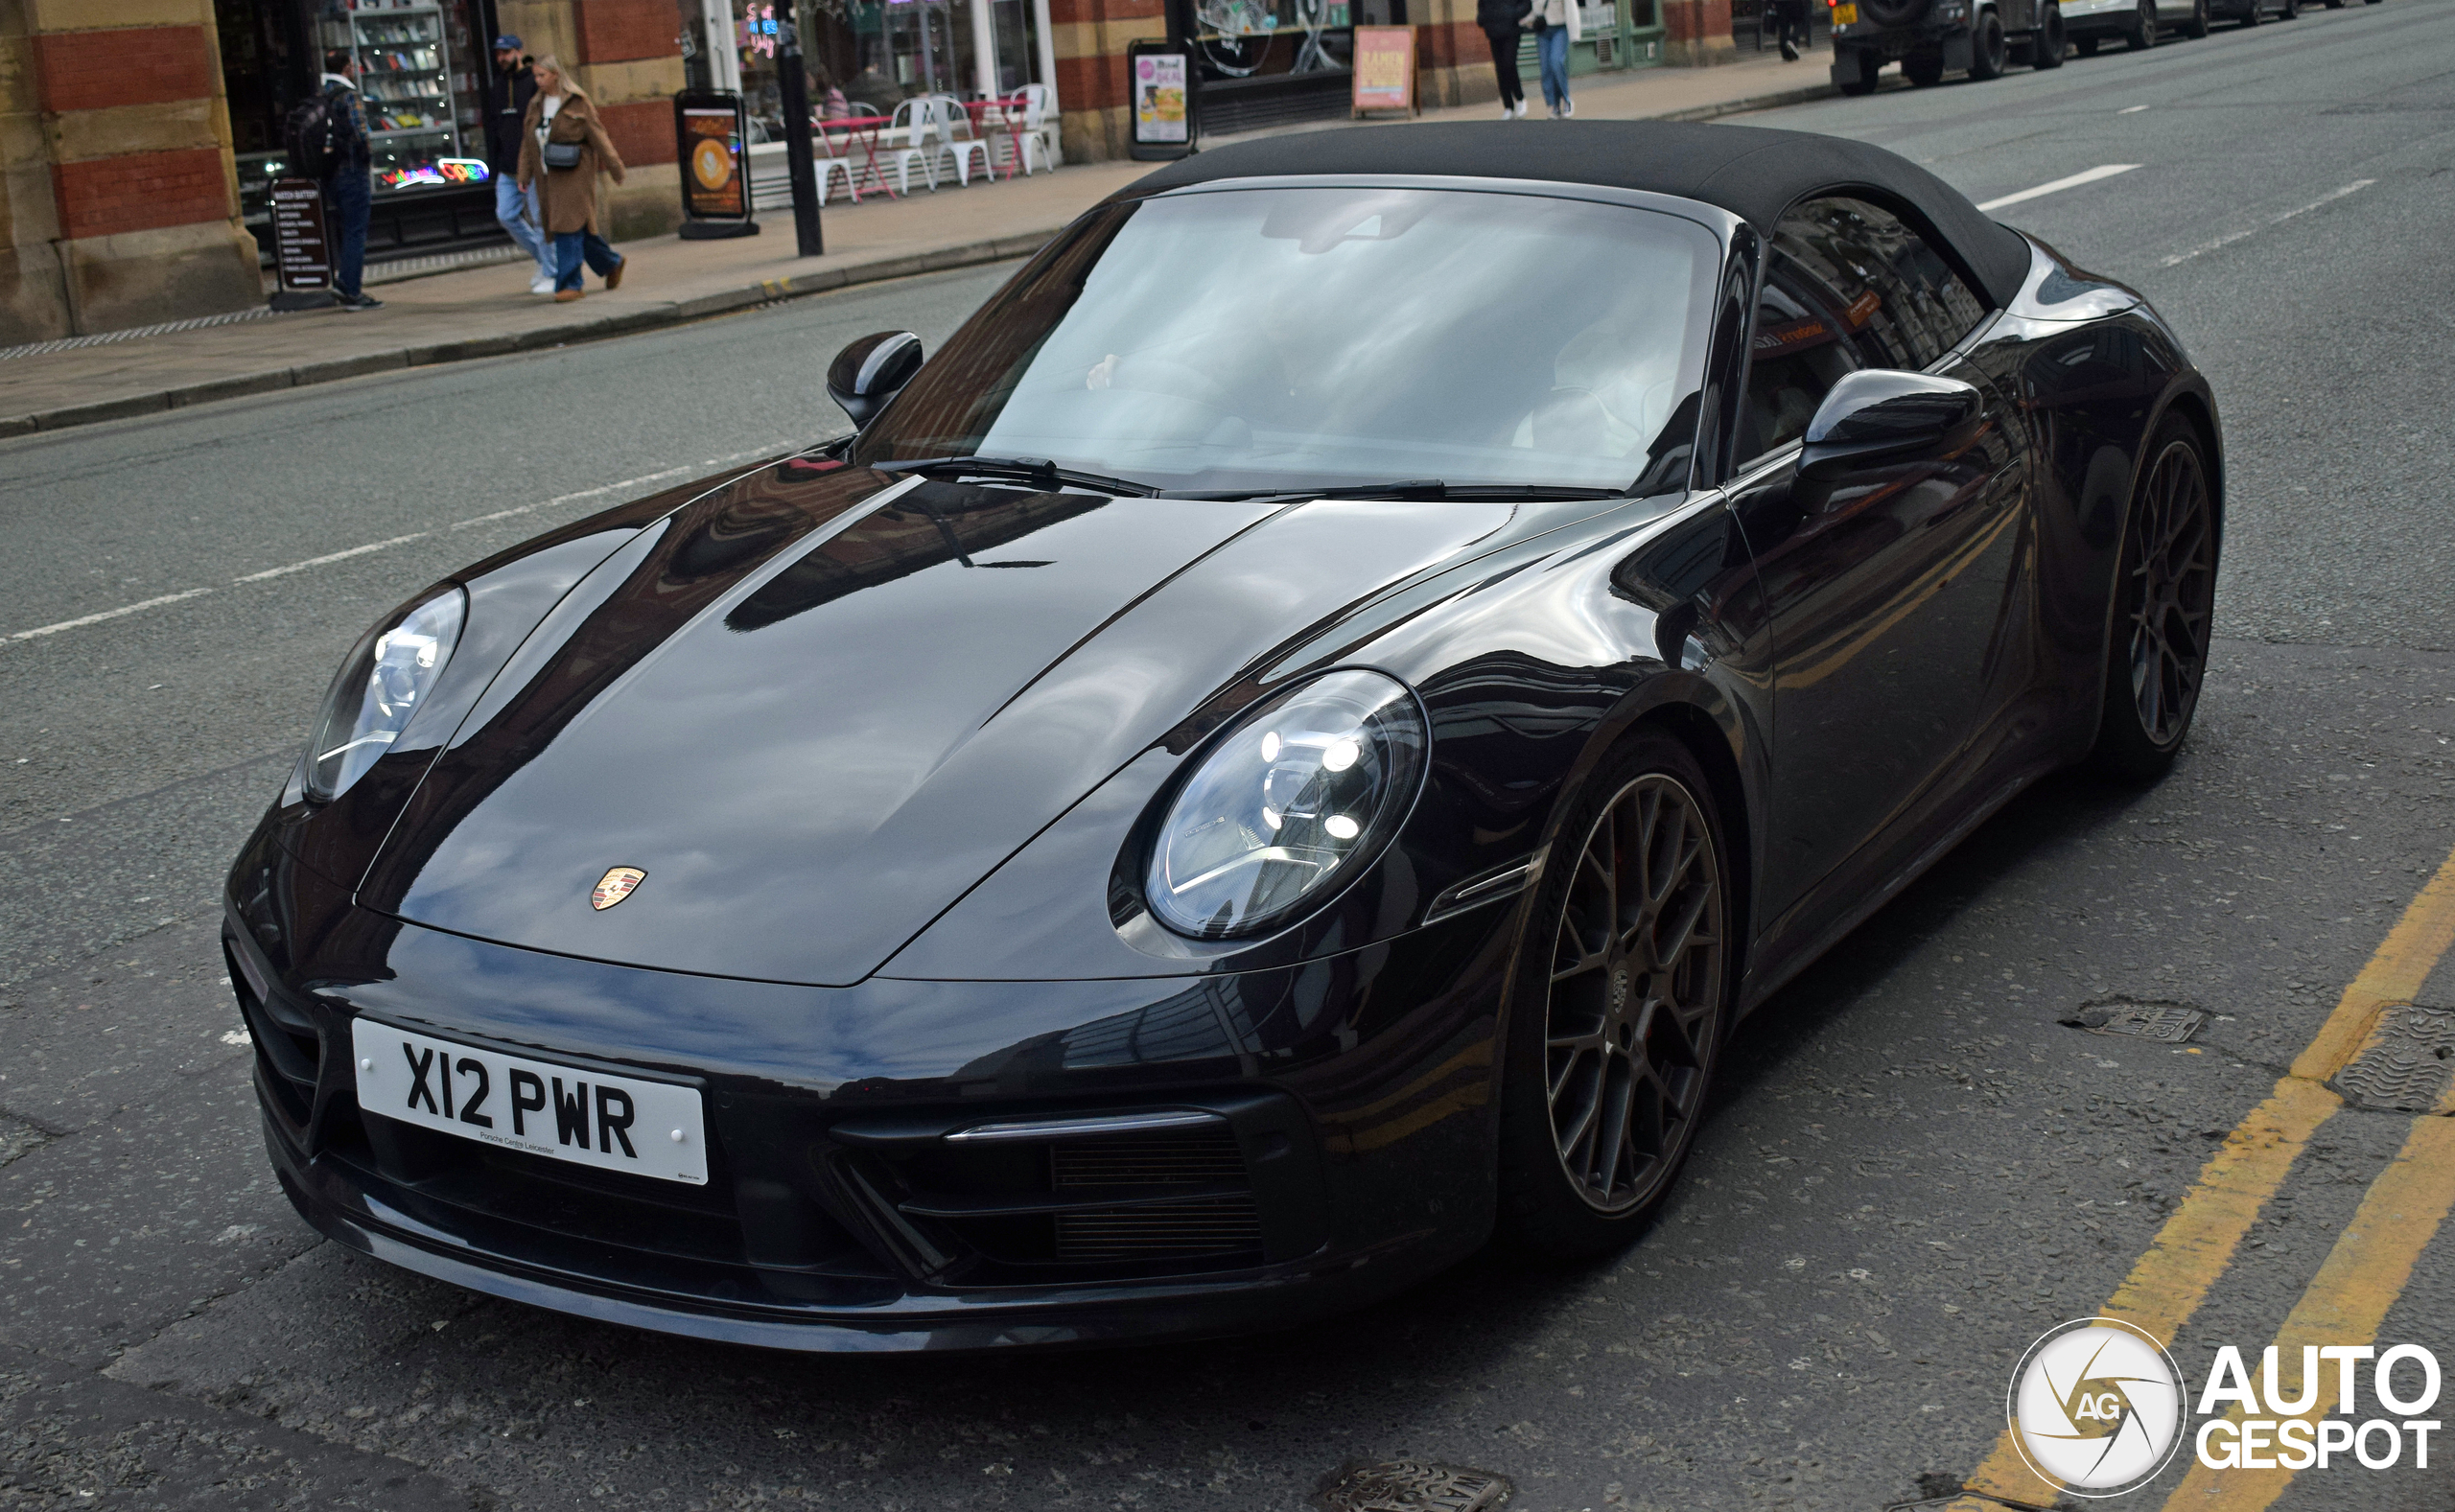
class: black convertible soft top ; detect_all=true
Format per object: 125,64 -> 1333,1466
1123,120 -> 2033,310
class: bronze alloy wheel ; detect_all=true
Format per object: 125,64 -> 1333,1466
2123,435 -> 2215,750
1541,772 -> 1726,1214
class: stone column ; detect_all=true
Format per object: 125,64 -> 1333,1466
567,0 -> 692,240
1046,0 -> 1162,161
5,0 -> 262,342
1661,0 -> 1736,63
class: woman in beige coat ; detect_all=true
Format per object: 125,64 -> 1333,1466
515,56 -> 628,302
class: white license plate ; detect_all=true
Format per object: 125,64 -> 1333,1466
351,1020 -> 708,1185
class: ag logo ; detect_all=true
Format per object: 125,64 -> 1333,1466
2008,1317 -> 2186,1497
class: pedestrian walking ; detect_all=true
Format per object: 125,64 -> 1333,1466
486,35 -> 555,295
1478,0 -> 1533,118
1771,0 -> 1810,60
1527,0 -> 1581,118
516,57 -> 628,304
316,51 -> 381,310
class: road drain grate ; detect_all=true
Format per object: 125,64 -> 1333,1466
1315,1461 -> 1512,1511
2333,1004 -> 2455,1112
2061,1001 -> 2207,1043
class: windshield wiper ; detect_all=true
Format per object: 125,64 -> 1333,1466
880,454 -> 1159,498
1171,479 -> 1626,503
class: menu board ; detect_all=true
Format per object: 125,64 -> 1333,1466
1351,26 -> 1416,115
269,177 -> 334,310
1127,41 -> 1195,160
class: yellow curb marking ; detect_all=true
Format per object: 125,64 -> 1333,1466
2156,1112 -> 2455,1511
1948,845 -> 2455,1509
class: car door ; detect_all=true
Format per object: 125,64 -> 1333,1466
1724,195 -> 2030,946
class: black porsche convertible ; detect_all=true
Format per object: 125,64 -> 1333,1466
227,121 -> 2219,1351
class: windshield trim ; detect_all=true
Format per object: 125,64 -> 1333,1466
1132,174 -> 1742,249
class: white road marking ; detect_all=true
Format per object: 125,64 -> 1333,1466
1976,163 -> 2142,213
2,448 -> 790,646
2118,104 -> 2150,114
231,532 -> 431,583
2160,178 -> 2376,267
5,588 -> 216,642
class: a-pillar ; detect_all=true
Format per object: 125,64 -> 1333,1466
3,0 -> 262,342
1662,0 -> 1738,64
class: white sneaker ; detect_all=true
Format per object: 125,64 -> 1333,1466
1561,96 -> 1575,117
529,273 -> 553,296
1502,103 -> 1515,119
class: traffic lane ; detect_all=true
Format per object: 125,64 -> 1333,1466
88,636 -> 2455,1511
0,261 -> 1010,635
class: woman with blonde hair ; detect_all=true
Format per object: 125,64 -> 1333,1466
516,55 -> 628,302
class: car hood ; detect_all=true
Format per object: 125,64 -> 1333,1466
362,465 -> 1529,986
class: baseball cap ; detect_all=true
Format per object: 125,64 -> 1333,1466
493,34 -> 523,49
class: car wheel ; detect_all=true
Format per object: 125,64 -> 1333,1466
2034,5 -> 2069,65
1905,50 -> 1948,83
2238,0 -> 2259,24
2074,30 -> 2100,51
2086,415 -> 2215,782
1970,10 -> 2011,75
2128,0 -> 2158,45
1497,733 -> 1733,1257
2280,0 -> 2300,17
1835,48 -> 1882,94
2185,0 -> 2210,34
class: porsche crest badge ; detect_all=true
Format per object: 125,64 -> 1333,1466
590,867 -> 646,911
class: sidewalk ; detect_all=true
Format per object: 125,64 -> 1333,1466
0,47 -> 1860,439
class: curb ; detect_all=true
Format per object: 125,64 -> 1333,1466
1,228 -> 1066,439
0,81 -> 1874,442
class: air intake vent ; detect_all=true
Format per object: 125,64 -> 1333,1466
1054,1195 -> 1263,1261
1051,1131 -> 1260,1262
1051,1133 -> 1246,1189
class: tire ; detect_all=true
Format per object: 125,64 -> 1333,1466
2280,0 -> 2300,17
1906,50 -> 1948,83
2238,0 -> 2259,25
1970,10 -> 2011,75
2074,31 -> 2101,51
1836,48 -> 1882,93
2128,0 -> 2159,45
2085,414 -> 2216,783
2185,0 -> 2210,35
1497,733 -> 1735,1257
2033,5 -> 2069,64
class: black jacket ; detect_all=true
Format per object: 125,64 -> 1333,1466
1477,0 -> 1531,29
486,61 -> 538,174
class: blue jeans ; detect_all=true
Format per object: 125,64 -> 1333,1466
552,229 -> 622,292
1538,27 -> 1571,111
493,174 -> 551,275
322,168 -> 370,298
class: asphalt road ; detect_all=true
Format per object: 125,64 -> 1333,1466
4,6 -> 2454,1508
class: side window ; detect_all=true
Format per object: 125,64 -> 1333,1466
1771,197 -> 1989,372
1734,196 -> 1992,466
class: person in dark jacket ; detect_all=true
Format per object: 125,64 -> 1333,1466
1478,0 -> 1531,118
318,51 -> 380,311
1770,0 -> 1810,59
485,35 -> 554,293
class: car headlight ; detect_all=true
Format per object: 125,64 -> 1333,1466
1145,668 -> 1428,940
302,586 -> 466,803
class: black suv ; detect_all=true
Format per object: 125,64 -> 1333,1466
1831,0 -> 2068,92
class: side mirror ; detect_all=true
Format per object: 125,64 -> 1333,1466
827,331 -> 924,429
1797,370 -> 1982,481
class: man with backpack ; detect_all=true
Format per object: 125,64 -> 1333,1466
300,50 -> 379,311
485,36 -> 554,295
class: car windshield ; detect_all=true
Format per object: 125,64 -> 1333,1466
850,186 -> 1720,497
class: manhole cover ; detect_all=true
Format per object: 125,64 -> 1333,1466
1315,1461 -> 1512,1512
2334,1005 -> 2455,1112
2061,1002 -> 2206,1042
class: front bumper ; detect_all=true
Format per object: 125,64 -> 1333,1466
228,858 -> 1514,1351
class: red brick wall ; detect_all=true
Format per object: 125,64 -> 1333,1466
34,25 -> 216,114
575,0 -> 685,64
1046,0 -> 1164,113
1417,18 -> 1485,70
596,100 -> 677,166
53,147 -> 231,240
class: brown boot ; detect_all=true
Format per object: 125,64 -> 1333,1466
604,258 -> 625,291
554,288 -> 584,303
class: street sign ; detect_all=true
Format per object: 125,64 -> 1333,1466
1127,40 -> 1195,161
268,177 -> 334,311
1352,26 -> 1417,117
675,91 -> 760,240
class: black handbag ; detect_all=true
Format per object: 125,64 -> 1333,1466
542,140 -> 583,171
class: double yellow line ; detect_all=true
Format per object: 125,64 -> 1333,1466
1943,849 -> 2455,1512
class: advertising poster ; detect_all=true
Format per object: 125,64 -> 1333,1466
1134,52 -> 1189,145
682,105 -> 747,221
268,177 -> 332,310
1351,25 -> 1416,115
